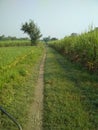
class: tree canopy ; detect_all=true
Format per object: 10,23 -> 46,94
21,20 -> 42,45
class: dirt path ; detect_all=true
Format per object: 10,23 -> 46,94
24,52 -> 46,130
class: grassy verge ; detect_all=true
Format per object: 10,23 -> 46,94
0,45 -> 45,130
43,47 -> 98,130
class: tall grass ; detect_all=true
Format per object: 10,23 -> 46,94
49,28 -> 98,73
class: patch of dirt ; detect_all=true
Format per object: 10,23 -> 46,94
24,52 -> 46,130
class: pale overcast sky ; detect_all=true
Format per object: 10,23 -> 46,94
0,0 -> 98,39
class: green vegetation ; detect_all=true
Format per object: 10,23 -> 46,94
0,45 -> 44,130
43,47 -> 98,130
21,20 -> 42,45
0,40 -> 31,47
1,25 -> 98,130
49,28 -> 98,73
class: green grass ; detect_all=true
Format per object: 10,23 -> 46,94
0,46 -> 32,68
0,46 -> 40,88
0,45 -> 45,130
43,47 -> 98,130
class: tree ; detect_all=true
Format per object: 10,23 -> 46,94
0,35 -> 5,40
21,20 -> 42,45
71,33 -> 78,36
51,37 -> 58,41
43,36 -> 51,43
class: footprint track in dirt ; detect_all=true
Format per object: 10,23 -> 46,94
24,52 -> 46,130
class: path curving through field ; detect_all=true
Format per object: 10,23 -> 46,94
24,51 -> 46,130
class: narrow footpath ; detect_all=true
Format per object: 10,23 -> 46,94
24,51 -> 46,130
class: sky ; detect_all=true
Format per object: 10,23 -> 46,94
0,0 -> 98,39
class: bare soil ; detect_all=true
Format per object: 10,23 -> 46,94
24,52 -> 46,130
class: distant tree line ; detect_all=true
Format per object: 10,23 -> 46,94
0,35 -> 29,41
43,36 -> 58,43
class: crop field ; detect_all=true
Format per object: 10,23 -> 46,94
43,47 -> 98,130
49,28 -> 98,74
1,28 -> 98,130
0,40 -> 31,47
0,45 -> 44,130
